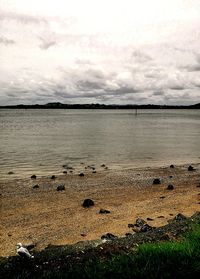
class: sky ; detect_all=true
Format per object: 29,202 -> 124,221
0,0 -> 200,105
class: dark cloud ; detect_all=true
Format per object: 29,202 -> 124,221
0,36 -> 15,45
0,11 -> 47,24
131,50 -> 152,63
39,40 -> 57,50
169,85 -> 185,90
153,91 -> 164,96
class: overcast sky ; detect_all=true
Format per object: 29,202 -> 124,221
0,0 -> 200,105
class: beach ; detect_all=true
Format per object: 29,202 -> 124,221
0,162 -> 199,257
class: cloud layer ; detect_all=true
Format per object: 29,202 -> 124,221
0,0 -> 200,105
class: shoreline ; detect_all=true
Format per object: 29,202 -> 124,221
0,162 -> 200,257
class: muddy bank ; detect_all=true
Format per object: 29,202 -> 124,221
0,212 -> 200,279
0,163 -> 200,256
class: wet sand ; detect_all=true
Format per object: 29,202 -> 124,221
0,163 -> 199,257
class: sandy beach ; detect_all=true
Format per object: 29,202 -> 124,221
0,162 -> 199,257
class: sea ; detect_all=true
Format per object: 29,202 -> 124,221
0,109 -> 199,179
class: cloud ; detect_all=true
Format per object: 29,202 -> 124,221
0,11 -> 47,24
0,36 -> 15,45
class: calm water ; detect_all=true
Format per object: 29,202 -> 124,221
0,109 -> 199,179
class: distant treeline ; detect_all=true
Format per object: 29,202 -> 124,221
0,102 -> 200,109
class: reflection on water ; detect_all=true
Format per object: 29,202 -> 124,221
0,109 -> 199,178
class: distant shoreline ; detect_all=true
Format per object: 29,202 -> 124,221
0,102 -> 199,109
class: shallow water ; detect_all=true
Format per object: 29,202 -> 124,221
0,109 -> 199,179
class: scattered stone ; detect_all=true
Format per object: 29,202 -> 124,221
104,166 -> 108,170
25,243 -> 36,251
167,184 -> 174,190
101,233 -> 117,241
153,178 -> 161,185
99,209 -> 110,214
169,213 -> 174,216
170,164 -> 175,168
82,199 -> 94,208
79,172 -> 85,177
8,171 -> 14,175
132,227 -> 140,233
147,217 -> 154,221
33,184 -> 39,189
160,196 -> 165,199
135,218 -> 146,227
56,185 -> 65,191
92,170 -> 97,174
140,223 -> 153,232
101,164 -> 106,167
31,175 -> 36,179
69,170 -> 73,173
8,233 -> 12,237
63,171 -> 67,174
188,165 -> 195,171
128,223 -> 134,228
157,216 -> 165,218
169,175 -> 173,178
80,233 -> 87,237
63,165 -> 74,170
174,213 -> 187,221
125,233 -> 132,237
51,175 -> 56,180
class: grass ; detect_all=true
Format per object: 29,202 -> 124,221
32,223 -> 200,279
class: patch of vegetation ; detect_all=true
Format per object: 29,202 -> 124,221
17,224 -> 200,279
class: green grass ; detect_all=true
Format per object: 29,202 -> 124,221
37,224 -> 200,279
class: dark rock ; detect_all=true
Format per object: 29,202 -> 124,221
169,213 -> 174,216
25,243 -> 36,251
167,184 -> 174,190
160,196 -> 165,199
153,178 -> 161,185
63,165 -> 74,170
125,233 -> 132,236
80,233 -> 87,237
99,209 -> 110,214
8,171 -> 14,175
79,172 -> 85,177
170,165 -> 175,168
8,233 -> 12,237
169,175 -> 173,178
92,170 -> 97,174
174,213 -> 187,221
101,164 -> 106,167
82,199 -> 94,208
56,185 -> 65,191
135,218 -> 146,227
51,175 -> 56,180
128,223 -> 135,228
31,175 -> 36,179
188,165 -> 195,171
104,166 -> 108,170
33,184 -> 39,189
101,233 -> 117,241
140,223 -> 153,232
147,217 -> 154,221
157,216 -> 165,218
69,170 -> 73,173
63,171 -> 67,174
